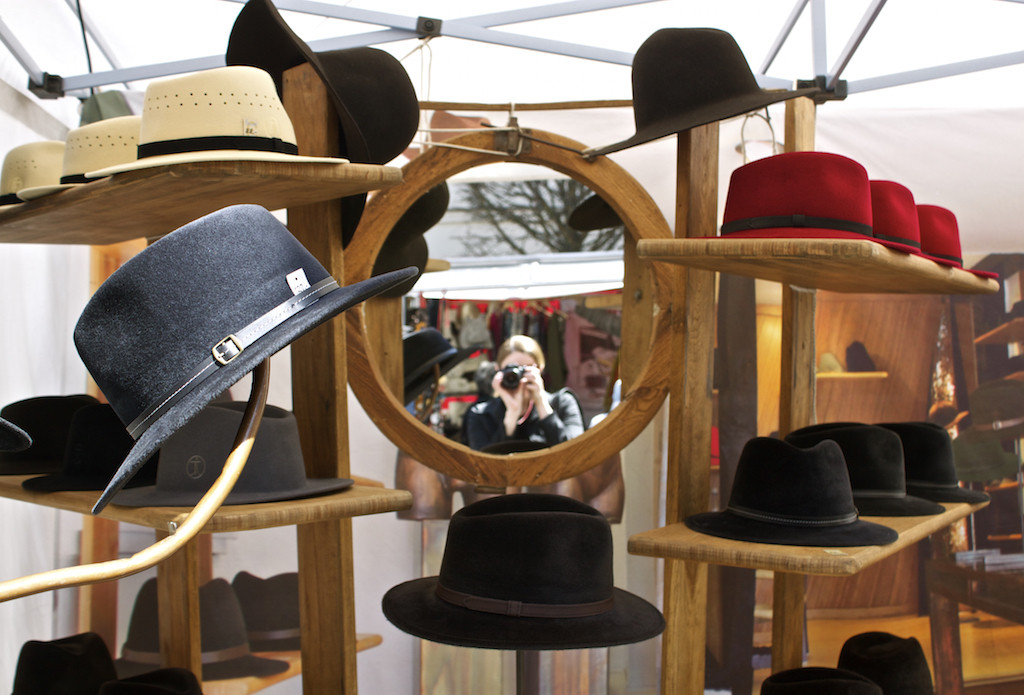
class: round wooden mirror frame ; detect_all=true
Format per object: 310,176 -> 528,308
345,128 -> 674,487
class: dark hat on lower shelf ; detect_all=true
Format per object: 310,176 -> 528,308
12,632 -> 117,695
232,571 -> 301,651
99,668 -> 203,695
382,493 -> 665,650
0,394 -> 99,475
837,631 -> 935,695
111,401 -> 352,507
968,378 -> 1024,441
760,666 -> 883,694
877,421 -> 990,504
685,437 -> 899,547
951,427 -> 1020,483
403,327 -> 479,406
117,577 -> 290,681
784,422 -> 945,517
0,415 -> 30,452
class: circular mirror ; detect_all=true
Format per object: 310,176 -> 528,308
345,128 -> 673,487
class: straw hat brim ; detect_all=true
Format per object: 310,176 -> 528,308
86,150 -> 348,179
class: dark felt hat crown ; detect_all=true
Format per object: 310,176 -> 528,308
838,631 -> 935,695
952,427 -> 1020,483
112,402 -> 352,507
74,204 -> 414,513
12,632 -> 117,695
968,378 -> 1024,441
21,403 -> 158,492
877,421 -> 990,504
232,571 -> 301,651
760,667 -> 883,695
117,577 -> 290,681
568,194 -> 622,232
403,327 -> 477,406
685,437 -> 899,547
0,415 -> 30,453
373,182 -> 450,298
0,394 -> 98,473
784,422 -> 944,517
226,0 -> 419,244
585,28 -> 816,157
99,668 -> 203,695
382,493 -> 665,650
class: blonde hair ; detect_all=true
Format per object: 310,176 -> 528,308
495,334 -> 545,371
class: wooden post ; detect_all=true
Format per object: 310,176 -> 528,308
155,533 -> 203,677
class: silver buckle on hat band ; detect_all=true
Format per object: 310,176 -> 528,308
212,334 -> 243,365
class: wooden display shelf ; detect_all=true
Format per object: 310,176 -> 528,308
636,238 -> 999,295
0,475 -> 412,532
0,160 -> 402,246
975,317 -> 1024,345
628,502 -> 986,577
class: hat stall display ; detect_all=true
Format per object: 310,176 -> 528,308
784,422 -> 945,517
372,181 -> 450,298
868,180 -> 924,256
0,415 -> 30,452
760,666 -> 883,695
73,204 -> 416,513
112,401 -> 352,507
116,577 -> 290,681
837,631 -> 935,695
968,377 -> 1024,441
0,140 -> 65,206
951,427 -> 1020,483
584,28 -> 816,157
232,571 -> 302,651
21,403 -> 158,492
0,394 -> 100,475
98,668 -> 203,695
85,66 -> 347,179
877,421 -> 990,504
382,493 -> 665,650
916,204 -> 998,279
11,632 -> 118,695
685,437 -> 899,547
17,115 -> 141,200
403,327 -> 479,406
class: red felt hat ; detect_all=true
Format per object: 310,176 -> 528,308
917,204 -> 998,279
868,180 -> 923,256
719,152 -> 894,246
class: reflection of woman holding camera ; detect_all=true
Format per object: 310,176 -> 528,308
463,334 -> 585,451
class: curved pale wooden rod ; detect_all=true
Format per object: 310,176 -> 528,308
346,129 -> 673,487
0,360 -> 270,603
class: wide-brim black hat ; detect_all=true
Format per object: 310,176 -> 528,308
226,0 -> 419,244
403,327 -> 478,406
112,402 -> 352,507
838,631 -> 934,695
585,28 -> 817,158
686,437 -> 898,547
117,577 -> 289,681
0,415 -> 30,453
785,422 -> 945,517
878,421 -> 990,504
382,493 -> 665,650
232,571 -> 301,651
760,667 -> 883,694
373,182 -> 450,298
12,632 -> 118,695
99,668 -> 203,695
568,194 -> 622,232
74,204 -> 414,513
0,394 -> 99,474
21,403 -> 158,492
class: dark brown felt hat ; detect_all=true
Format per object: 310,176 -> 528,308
0,394 -> 99,474
382,493 -> 665,650
685,437 -> 898,547
373,182 -> 450,298
12,632 -> 117,695
403,327 -> 478,406
232,571 -> 301,651
585,28 -> 816,158
760,667 -> 883,695
838,631 -> 935,695
568,194 -> 622,232
877,421 -> 990,504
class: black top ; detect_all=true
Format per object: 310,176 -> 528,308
464,388 -> 586,451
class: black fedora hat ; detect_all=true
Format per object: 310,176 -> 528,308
226,0 -> 420,244
0,415 -> 30,452
117,577 -> 290,681
112,402 -> 352,507
761,667 -> 883,695
99,668 -> 202,695
232,571 -> 301,651
74,204 -> 415,513
21,403 -> 158,492
568,194 -> 623,232
12,632 -> 118,695
784,422 -> 945,517
838,631 -> 934,695
382,493 -> 665,650
0,394 -> 99,475
373,182 -> 450,298
685,437 -> 898,547
585,28 -> 817,158
403,327 -> 478,406
877,421 -> 990,504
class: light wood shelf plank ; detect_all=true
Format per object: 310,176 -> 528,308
975,317 -> 1024,345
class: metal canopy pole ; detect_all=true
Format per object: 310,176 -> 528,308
825,0 -> 887,91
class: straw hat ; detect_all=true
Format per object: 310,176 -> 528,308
0,140 -> 64,205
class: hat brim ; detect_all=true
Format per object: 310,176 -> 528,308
16,183 -> 77,201
0,459 -> 63,476
404,346 -> 478,406
685,510 -> 898,547
91,266 -> 417,514
86,150 -> 348,179
0,416 -> 30,452
905,483 -> 990,504
115,653 -> 289,681
920,252 -> 999,279
713,228 -> 918,256
382,576 -> 664,650
585,86 -> 818,158
853,494 -> 945,517
110,476 -> 353,507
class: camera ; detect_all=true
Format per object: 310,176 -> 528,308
499,365 -> 526,390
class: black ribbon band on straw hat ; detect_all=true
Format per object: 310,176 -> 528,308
126,276 -> 338,439
60,173 -> 93,185
138,135 -> 300,160
726,504 -> 858,527
721,214 -> 872,237
435,584 -> 615,618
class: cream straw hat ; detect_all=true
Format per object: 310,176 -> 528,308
0,141 -> 64,206
86,65 -> 346,178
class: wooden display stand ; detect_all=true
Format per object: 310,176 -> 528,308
0,63 -> 409,694
626,97 -> 999,694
